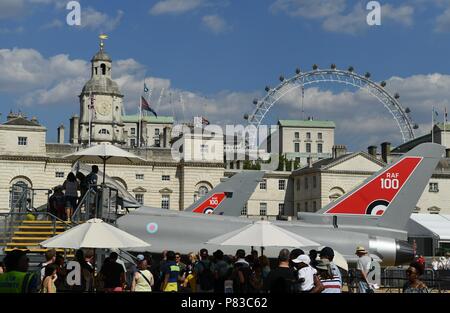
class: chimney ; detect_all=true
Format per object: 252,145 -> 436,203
332,145 -> 347,159
70,115 -> 80,144
446,149 -> 450,158
57,124 -> 65,144
381,142 -> 391,163
368,145 -> 377,157
30,116 -> 38,124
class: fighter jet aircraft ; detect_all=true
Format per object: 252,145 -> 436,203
116,143 -> 444,266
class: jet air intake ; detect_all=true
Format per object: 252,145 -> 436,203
369,237 -> 414,266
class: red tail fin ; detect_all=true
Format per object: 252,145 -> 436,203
192,193 -> 226,214
324,157 -> 422,216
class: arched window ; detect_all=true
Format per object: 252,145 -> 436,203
198,186 -> 209,197
101,63 -> 106,75
329,187 -> 345,202
9,178 -> 32,209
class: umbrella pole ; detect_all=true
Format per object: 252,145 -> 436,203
261,246 -> 264,257
102,158 -> 106,185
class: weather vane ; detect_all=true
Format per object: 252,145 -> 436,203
99,34 -> 108,50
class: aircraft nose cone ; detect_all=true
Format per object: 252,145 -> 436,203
395,240 -> 415,265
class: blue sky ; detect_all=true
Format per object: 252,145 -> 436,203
1,0 -> 450,150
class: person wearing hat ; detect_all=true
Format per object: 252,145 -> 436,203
291,254 -> 324,293
316,259 -> 341,293
0,249 -> 39,293
320,247 -> 342,290
355,246 -> 373,293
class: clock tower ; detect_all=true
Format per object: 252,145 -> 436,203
79,36 -> 125,146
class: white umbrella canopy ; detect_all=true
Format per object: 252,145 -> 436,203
63,144 -> 145,183
206,220 -> 320,249
40,218 -> 151,249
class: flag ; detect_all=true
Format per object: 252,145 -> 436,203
202,116 -> 210,125
141,96 -> 157,117
144,82 -> 149,93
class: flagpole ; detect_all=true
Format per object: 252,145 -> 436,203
138,95 -> 142,148
88,93 -> 92,147
432,106 -> 434,144
445,107 -> 447,148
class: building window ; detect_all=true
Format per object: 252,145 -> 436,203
296,179 -> 300,191
278,180 -> 286,190
429,183 -> 439,193
318,143 -> 323,154
161,195 -> 170,210
313,176 -> 317,188
304,202 -> 308,212
260,179 -> 267,190
162,175 -> 170,181
135,194 -> 144,205
131,128 -> 136,135
99,129 -> 110,135
155,139 -> 161,147
200,144 -> 208,153
55,172 -> 65,178
296,203 -> 300,212
241,203 -> 248,216
18,137 -> 28,146
10,181 -> 29,209
306,132 -> 311,140
306,143 -> 311,153
313,201 -> 317,212
295,132 -> 300,139
155,129 -> 160,136
130,138 -> 136,147
304,177 -> 308,189
260,203 -> 267,216
198,186 -> 209,196
295,143 -> 300,153
318,133 -> 323,140
278,203 -> 285,216
136,174 -> 144,180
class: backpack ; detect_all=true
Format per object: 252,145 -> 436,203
198,261 -> 214,291
232,263 -> 253,293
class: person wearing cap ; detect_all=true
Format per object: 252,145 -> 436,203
292,254 -> 324,293
263,249 -> 296,293
355,246 -> 373,293
319,247 -> 342,290
316,259 -> 341,293
0,249 -> 39,293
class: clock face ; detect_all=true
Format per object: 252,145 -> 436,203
96,101 -> 110,116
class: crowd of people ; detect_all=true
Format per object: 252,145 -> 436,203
0,245 -> 431,293
47,166 -> 99,221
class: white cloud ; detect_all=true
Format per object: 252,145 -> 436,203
271,1 -> 415,35
435,8 -> 450,32
40,19 -> 64,30
270,0 -> 346,19
77,7 -> 124,32
0,0 -> 25,20
202,15 -> 230,34
150,0 -> 205,15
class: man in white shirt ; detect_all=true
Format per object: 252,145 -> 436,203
355,246 -> 373,293
292,254 -> 323,293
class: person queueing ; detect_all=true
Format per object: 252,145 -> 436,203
131,259 -> 154,292
0,250 -> 39,293
161,251 -> 181,292
315,259 -> 342,293
41,264 -> 58,294
403,262 -> 429,293
63,172 -> 79,221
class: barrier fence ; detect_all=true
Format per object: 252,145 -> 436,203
345,267 -> 450,293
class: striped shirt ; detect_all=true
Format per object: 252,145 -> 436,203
320,276 -> 342,293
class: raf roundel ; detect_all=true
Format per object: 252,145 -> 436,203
366,199 -> 390,216
146,222 -> 159,234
